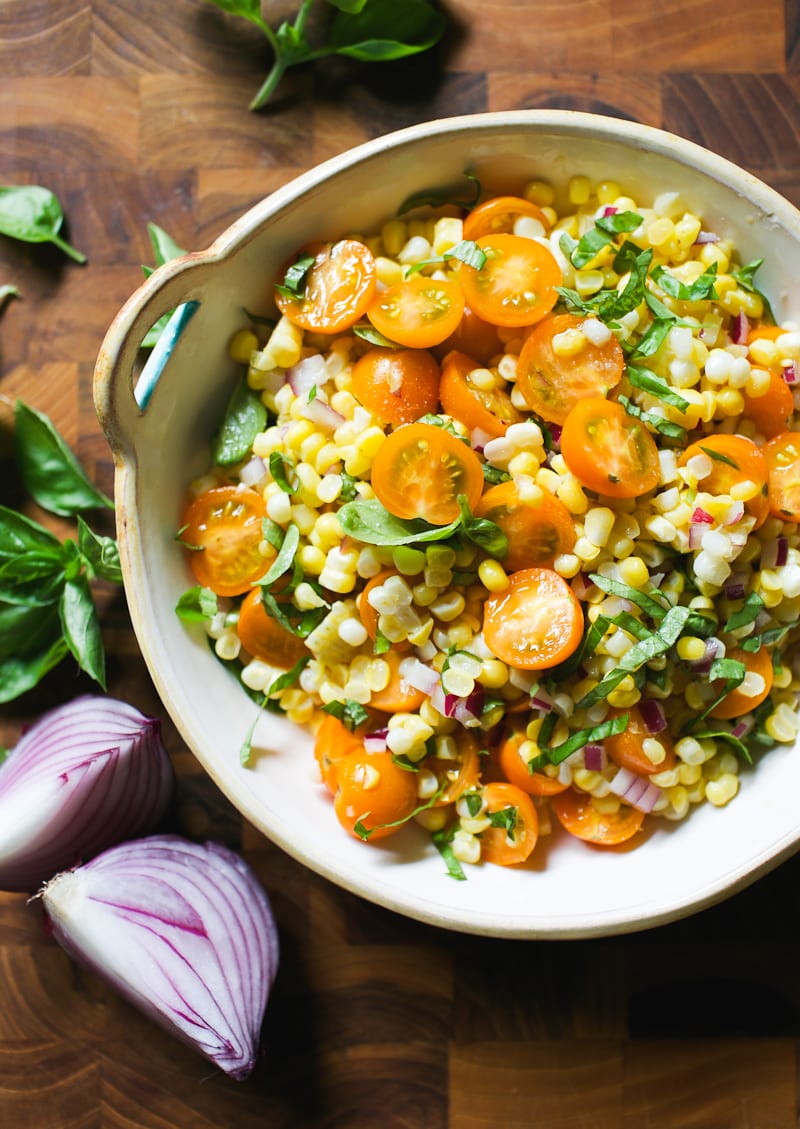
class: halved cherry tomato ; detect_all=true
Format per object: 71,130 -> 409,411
561,397 -> 660,499
515,313 -> 625,425
747,324 -> 786,345
314,714 -> 365,795
435,305 -> 503,364
333,749 -> 418,841
497,729 -> 568,797
459,233 -> 561,328
427,732 -> 481,806
370,421 -> 484,525
483,567 -> 583,671
463,195 -> 550,241
366,276 -> 465,348
350,346 -> 441,425
357,569 -> 414,654
478,781 -> 539,865
181,486 -> 270,597
742,368 -> 794,439
709,645 -> 774,719
368,651 -> 427,713
475,480 -> 576,571
439,350 -> 523,439
605,706 -> 676,777
763,431 -> 800,521
237,586 -> 309,668
274,239 -> 376,333
551,788 -> 645,846
679,434 -> 769,528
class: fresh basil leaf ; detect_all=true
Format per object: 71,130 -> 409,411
457,495 -> 508,558
398,172 -> 481,216
147,222 -> 186,268
431,826 -> 467,881
211,377 -> 267,467
0,185 -> 86,263
322,698 -> 370,732
700,444 -> 739,469
76,517 -> 122,584
691,726 -> 753,765
266,654 -> 310,697
0,504 -> 61,561
733,258 -> 775,323
262,517 -> 285,551
14,400 -> 114,516
175,585 -> 219,622
0,634 -> 68,703
0,601 -> 61,663
58,574 -> 106,688
619,395 -> 687,443
551,613 -> 613,682
569,213 -> 641,271
486,805 -> 518,838
725,591 -> 765,632
204,0 -> 267,23
260,591 -> 326,638
628,317 -> 674,360
529,712 -> 629,771
596,210 -> 643,236
626,365 -> 691,412
339,471 -> 360,501
482,463 -> 511,485
652,262 -> 718,302
407,239 -> 487,275
259,522 -> 300,587
352,323 -> 402,348
269,450 -> 297,494
330,0 -> 446,60
374,627 -> 391,654
588,573 -> 668,621
338,498 -> 461,546
0,553 -> 65,607
275,252 -> 315,301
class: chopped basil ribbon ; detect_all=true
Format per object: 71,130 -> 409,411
651,262 -> 719,302
528,712 -> 629,773
406,239 -> 487,276
485,805 -> 518,839
274,252 -> 315,300
627,316 -> 674,360
576,605 -> 692,709
374,627 -> 391,655
551,612 -> 613,682
175,585 -> 218,623
700,444 -> 739,469
398,171 -> 482,215
733,258 -> 775,323
560,210 -> 643,270
211,377 -> 267,467
354,780 -> 447,841
626,365 -> 691,412
431,826 -> 467,881
352,323 -> 400,348
269,450 -> 297,494
725,591 -> 765,632
457,495 -> 508,558
321,698 -> 370,732
588,573 -> 668,621
337,495 -> 506,555
260,590 -> 326,637
259,522 -> 300,588
690,726 -> 753,765
557,243 -> 652,323
339,471 -> 360,501
619,396 -> 687,443
239,654 -> 311,765
682,656 -> 747,729
741,620 -> 799,652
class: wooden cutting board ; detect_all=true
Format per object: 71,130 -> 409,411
2,2 -> 800,1125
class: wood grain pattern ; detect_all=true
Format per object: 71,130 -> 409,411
3,0 -> 800,1125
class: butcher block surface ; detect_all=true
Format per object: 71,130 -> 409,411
3,1 -> 800,1126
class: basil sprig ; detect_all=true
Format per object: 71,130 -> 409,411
337,495 -> 507,558
0,185 -> 86,263
205,0 -> 446,111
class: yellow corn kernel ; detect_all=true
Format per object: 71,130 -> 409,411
574,270 -> 605,297
568,175 -> 592,205
596,180 -> 621,205
698,243 -> 730,271
666,785 -> 690,820
310,512 -> 344,551
607,686 -> 642,709
478,559 -> 509,592
721,288 -> 763,318
229,328 -> 258,365
381,218 -> 407,257
676,636 -> 707,663
616,555 -> 649,588
432,216 -> 464,256
573,768 -> 603,792
646,217 -> 675,248
674,214 -> 702,249
583,506 -> 615,548
375,256 -> 404,287
678,762 -> 702,786
552,327 -> 587,357
524,179 -> 555,207
554,553 -> 581,578
507,451 -> 541,477
715,388 -> 745,417
557,475 -> 589,515
297,545 -> 326,576
477,658 -> 509,689
263,315 -> 304,369
765,702 -> 800,742
344,448 -> 372,477
705,773 -> 739,807
744,365 -> 772,398
748,338 -> 780,367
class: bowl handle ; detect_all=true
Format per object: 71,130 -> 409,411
94,253 -> 215,459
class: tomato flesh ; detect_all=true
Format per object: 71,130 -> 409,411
764,431 -> 800,521
561,397 -> 660,499
367,276 -> 464,348
551,788 -> 645,846
482,567 -> 583,670
181,486 -> 270,597
275,239 -> 376,334
475,481 -> 576,571
460,234 -> 562,328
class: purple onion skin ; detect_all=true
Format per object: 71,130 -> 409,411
0,695 -> 174,893
41,835 -> 279,1081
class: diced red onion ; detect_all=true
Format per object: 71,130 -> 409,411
639,699 -> 667,734
729,311 -> 749,345
530,685 -> 555,712
732,717 -> 755,740
401,659 -> 440,697
602,206 -> 618,217
239,455 -> 267,486
299,397 -> 345,432
783,362 -> 797,385
694,230 -> 720,244
0,696 -> 174,894
724,571 -> 748,600
687,637 -> 721,674
40,835 -> 278,1080
688,522 -> 706,551
548,423 -> 563,449
363,728 -> 389,753
691,507 -> 714,525
443,685 -> 485,727
582,743 -> 606,771
571,572 -> 597,600
609,767 -> 662,813
287,353 -> 327,397
470,427 -> 493,452
722,500 -> 745,526
762,537 -> 789,569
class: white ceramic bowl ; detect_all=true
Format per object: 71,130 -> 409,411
94,110 -> 800,939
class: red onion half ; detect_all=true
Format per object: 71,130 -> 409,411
0,695 -> 174,893
40,835 -> 278,1081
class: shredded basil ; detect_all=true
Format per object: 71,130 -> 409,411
322,698 -> 370,732
733,258 -> 775,323
259,522 -> 300,588
406,239 -> 486,275
274,252 -> 314,301
398,172 -> 482,215
588,573 -> 668,621
175,585 -> 219,623
651,262 -> 718,303
528,712 -> 629,773
269,450 -> 297,494
619,395 -> 687,443
700,444 -> 739,469
431,826 -> 467,881
725,591 -> 765,632
626,365 -> 691,412
352,324 -> 400,348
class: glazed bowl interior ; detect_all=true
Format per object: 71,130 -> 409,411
94,111 -> 800,939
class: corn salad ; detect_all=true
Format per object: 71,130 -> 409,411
177,173 -> 800,873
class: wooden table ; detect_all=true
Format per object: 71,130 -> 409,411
3,2 -> 800,1125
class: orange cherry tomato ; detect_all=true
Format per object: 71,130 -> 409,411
439,350 -> 523,439
515,313 -> 625,425
181,486 -> 270,597
741,369 -> 794,439
561,397 -> 660,499
459,233 -> 561,328
370,421 -> 484,525
350,346 -> 441,425
478,782 -> 539,865
314,714 -> 365,795
482,567 -> 583,671
680,434 -> 769,529
428,732 -> 481,806
497,729 -> 568,797
747,324 -> 786,345
236,586 -> 308,668
763,431 -> 800,521
551,788 -> 645,846
333,749 -> 418,842
368,650 -> 427,713
604,706 -> 676,778
357,570 -> 414,654
709,645 -> 774,719
475,480 -> 576,572
463,195 -> 550,241
435,305 -> 503,364
274,239 -> 376,334
366,276 -> 465,348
